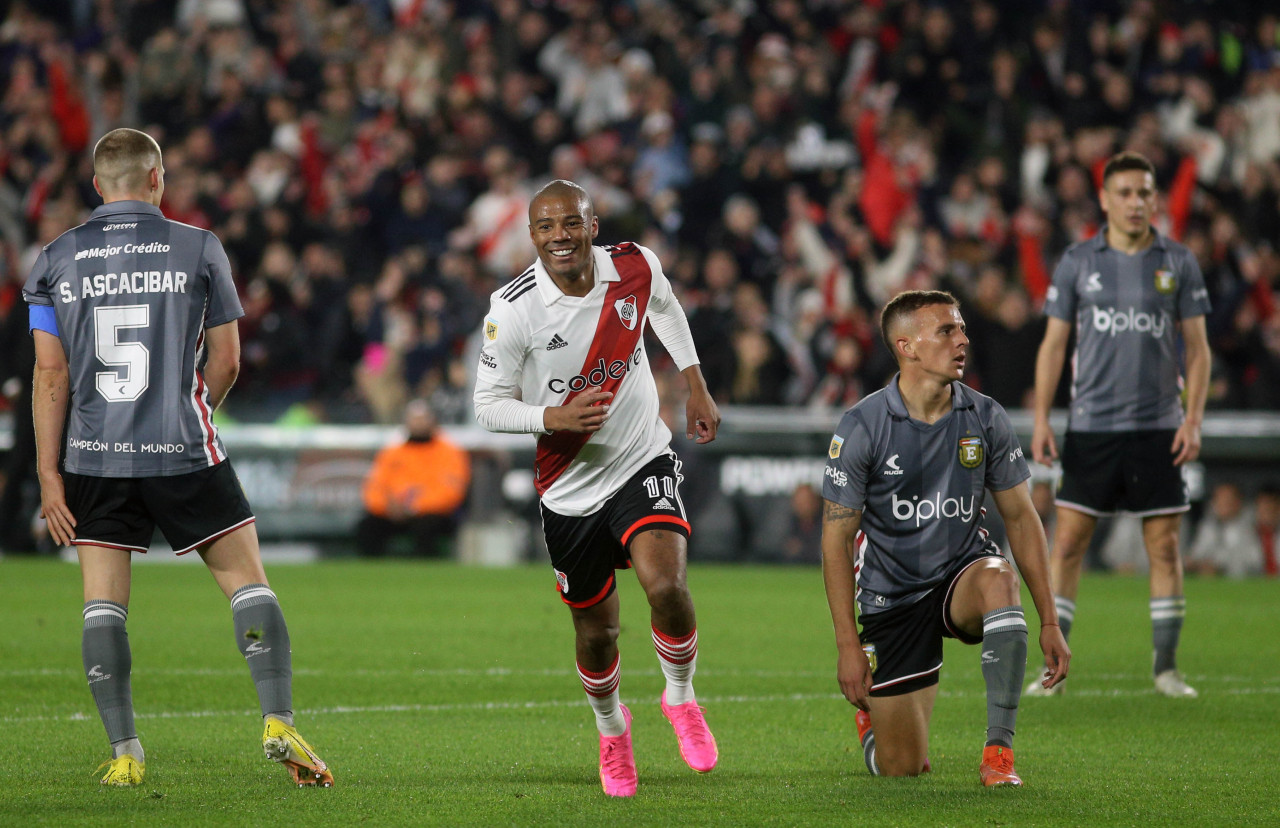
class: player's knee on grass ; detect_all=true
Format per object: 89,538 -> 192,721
875,744 -> 929,777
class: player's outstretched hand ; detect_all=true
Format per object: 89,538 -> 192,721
836,646 -> 874,711
1037,625 -> 1071,690
1030,418 -> 1058,467
545,386 -> 612,433
686,388 -> 721,444
1170,420 -> 1202,466
37,470 -> 77,547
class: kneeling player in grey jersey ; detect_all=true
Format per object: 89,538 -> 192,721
25,128 -> 332,788
821,291 -> 1070,786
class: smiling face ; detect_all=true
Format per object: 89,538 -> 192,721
1100,168 -> 1157,243
529,184 -> 598,290
897,302 -> 969,381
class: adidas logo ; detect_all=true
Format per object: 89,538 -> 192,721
652,497 -> 675,510
546,334 -> 568,350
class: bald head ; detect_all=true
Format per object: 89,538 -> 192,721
93,128 -> 163,202
529,179 -> 593,223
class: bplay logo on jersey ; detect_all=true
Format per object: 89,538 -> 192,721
1091,306 -> 1168,338
891,493 -> 976,527
614,294 -> 638,330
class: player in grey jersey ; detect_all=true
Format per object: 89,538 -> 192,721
1030,152 -> 1211,699
25,129 -> 332,787
822,291 -> 1068,786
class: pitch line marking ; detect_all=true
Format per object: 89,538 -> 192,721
3,685 -> 1279,726
2,666 -> 1275,682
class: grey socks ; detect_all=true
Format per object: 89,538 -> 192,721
82,600 -> 138,754
858,724 -> 879,776
981,606 -> 1027,748
1054,596 -> 1076,641
231,584 -> 293,720
1151,596 -> 1185,675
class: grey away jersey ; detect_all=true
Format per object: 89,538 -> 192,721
23,201 -> 244,477
1044,230 -> 1210,432
822,377 -> 1030,617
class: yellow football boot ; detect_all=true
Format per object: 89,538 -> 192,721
97,754 -> 144,787
262,717 -> 334,787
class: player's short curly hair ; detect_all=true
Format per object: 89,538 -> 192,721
879,290 -> 960,355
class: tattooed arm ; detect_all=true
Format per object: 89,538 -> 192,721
821,499 -> 871,710
33,330 -> 75,546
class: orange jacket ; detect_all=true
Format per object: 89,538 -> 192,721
362,436 -> 471,518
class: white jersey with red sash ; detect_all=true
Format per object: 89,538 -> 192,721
475,242 -> 699,516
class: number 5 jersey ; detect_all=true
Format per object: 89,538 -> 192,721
23,200 -> 244,477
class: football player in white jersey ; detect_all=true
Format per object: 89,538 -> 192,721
474,180 -> 720,797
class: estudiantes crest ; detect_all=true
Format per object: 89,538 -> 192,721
958,436 -> 983,468
614,294 -> 638,330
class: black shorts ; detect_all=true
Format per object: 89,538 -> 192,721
64,460 -> 255,555
858,553 -> 999,697
540,451 -> 691,608
1056,429 -> 1189,517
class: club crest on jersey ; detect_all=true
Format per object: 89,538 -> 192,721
1154,269 -> 1176,295
614,294 -> 638,330
862,644 -> 877,674
485,317 -> 498,341
554,568 -> 569,594
829,435 -> 844,459
958,436 -> 983,468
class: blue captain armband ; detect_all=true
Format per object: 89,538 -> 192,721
29,303 -> 59,337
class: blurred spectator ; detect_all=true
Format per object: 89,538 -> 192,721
1255,483 -> 1280,578
1098,514 -> 1151,575
1187,482 -> 1262,578
0,291 -> 37,553
781,482 -> 822,565
357,399 -> 471,558
633,110 -> 689,199
808,334 -> 871,410
968,276 -> 1044,409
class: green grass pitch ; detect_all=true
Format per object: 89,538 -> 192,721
0,558 -> 1276,826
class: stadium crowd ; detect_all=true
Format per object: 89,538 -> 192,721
1,0 -> 1279,426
